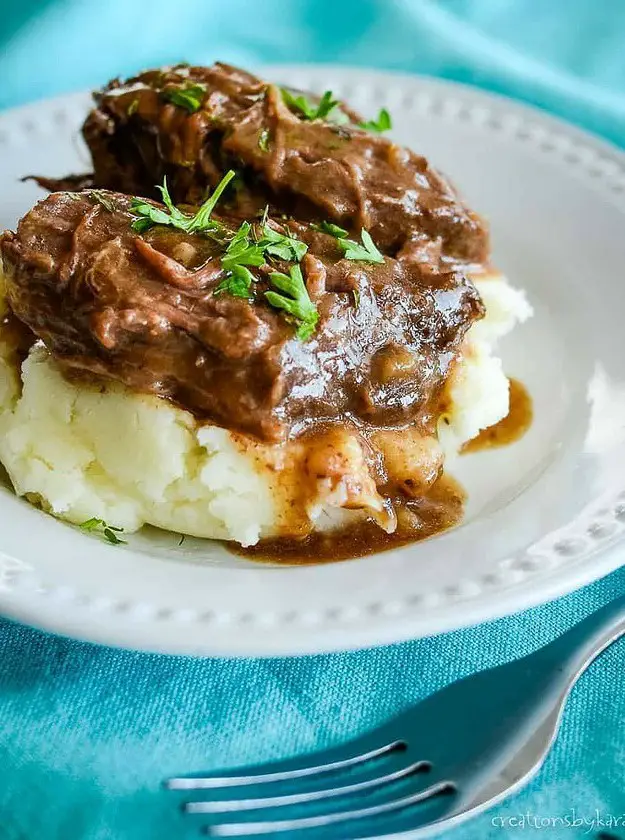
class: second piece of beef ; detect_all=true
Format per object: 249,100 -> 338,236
48,63 -> 489,264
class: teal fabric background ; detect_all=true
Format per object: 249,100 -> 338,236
0,2 -> 624,838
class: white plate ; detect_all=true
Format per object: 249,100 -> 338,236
1,66 -> 625,657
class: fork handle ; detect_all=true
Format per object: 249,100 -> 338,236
538,593 -> 625,683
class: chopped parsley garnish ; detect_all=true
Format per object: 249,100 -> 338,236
258,128 -> 270,152
358,108 -> 392,133
337,229 -> 384,264
281,88 -> 390,133
259,224 -> 308,261
80,518 -> 126,545
130,170 -> 235,234
89,191 -> 116,213
266,264 -> 318,340
221,221 -> 266,270
312,220 -> 349,238
281,88 -> 340,122
161,82 -> 207,114
131,173 -> 315,338
127,98 -> 139,116
216,219 -> 309,315
352,288 -> 361,308
215,264 -> 255,299
80,517 -> 105,532
311,90 -> 341,120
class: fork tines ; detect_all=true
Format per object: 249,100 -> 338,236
166,739 -> 455,837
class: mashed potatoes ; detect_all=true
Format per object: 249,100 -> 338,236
0,274 -> 531,545
438,275 -> 533,452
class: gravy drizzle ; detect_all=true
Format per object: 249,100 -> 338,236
233,380 -> 532,564
462,379 -> 532,453
231,474 -> 465,564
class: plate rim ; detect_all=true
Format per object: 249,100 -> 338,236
1,65 -> 624,656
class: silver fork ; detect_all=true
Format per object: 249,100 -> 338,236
166,594 -> 625,838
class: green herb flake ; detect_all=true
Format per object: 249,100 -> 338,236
80,517 -> 104,532
127,98 -> 139,117
281,88 -> 340,122
265,264 -> 318,340
221,221 -> 265,271
352,288 -> 360,308
259,224 -> 308,261
89,191 -> 116,213
337,229 -> 384,264
80,518 -> 126,545
312,220 -> 349,238
258,128 -> 270,152
215,264 -> 256,299
161,82 -> 207,114
313,90 -> 341,120
215,218 -> 310,303
130,170 -> 235,235
358,108 -> 392,133
213,216 -> 311,303
178,534 -> 186,546
103,528 -> 125,545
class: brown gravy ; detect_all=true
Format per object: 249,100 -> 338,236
230,474 -> 465,564
233,380 -> 532,565
462,379 -> 532,454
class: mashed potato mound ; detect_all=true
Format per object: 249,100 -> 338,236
0,274 -> 531,545
439,276 -> 533,453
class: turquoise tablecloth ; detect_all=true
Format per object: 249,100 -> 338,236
0,2 -> 624,838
